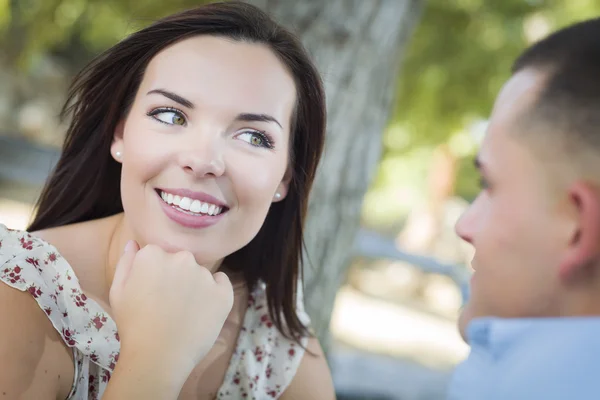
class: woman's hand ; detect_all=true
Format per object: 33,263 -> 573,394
104,241 -> 233,398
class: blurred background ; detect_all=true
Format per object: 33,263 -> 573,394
0,0 -> 598,399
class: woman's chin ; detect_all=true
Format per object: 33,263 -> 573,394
144,238 -> 225,269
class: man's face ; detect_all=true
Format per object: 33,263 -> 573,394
456,69 -> 570,338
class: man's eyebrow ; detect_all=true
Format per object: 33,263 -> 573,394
234,113 -> 282,129
147,89 -> 194,109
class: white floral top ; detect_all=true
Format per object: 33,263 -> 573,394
0,224 -> 310,399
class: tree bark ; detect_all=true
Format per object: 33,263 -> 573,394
246,0 -> 424,352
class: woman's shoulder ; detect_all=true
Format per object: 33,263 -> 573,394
0,223 -> 82,272
0,223 -> 76,290
0,222 -> 120,369
0,224 -> 48,264
0,223 -> 88,333
0,229 -> 76,398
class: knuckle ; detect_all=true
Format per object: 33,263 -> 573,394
213,271 -> 230,284
213,273 -> 233,300
196,265 -> 212,280
173,250 -> 197,266
135,247 -> 150,261
140,244 -> 159,256
145,244 -> 160,252
137,244 -> 162,263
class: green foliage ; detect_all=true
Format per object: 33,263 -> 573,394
392,0 -> 600,150
368,0 -> 600,217
1,0 -> 211,71
392,0 -> 537,151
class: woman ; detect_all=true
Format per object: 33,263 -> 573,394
0,1 -> 334,399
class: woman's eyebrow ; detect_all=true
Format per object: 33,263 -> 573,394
234,113 -> 282,129
147,89 -> 194,109
147,89 -> 283,130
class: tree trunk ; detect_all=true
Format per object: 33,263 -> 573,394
246,0 -> 424,352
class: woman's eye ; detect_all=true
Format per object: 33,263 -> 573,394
149,109 -> 186,126
251,135 -> 262,146
236,131 -> 273,149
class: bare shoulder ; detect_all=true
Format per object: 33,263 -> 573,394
0,282 -> 74,399
32,219 -> 104,262
31,216 -> 116,288
280,337 -> 336,400
32,222 -> 85,260
32,213 -> 119,249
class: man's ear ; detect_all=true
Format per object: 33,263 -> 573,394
110,120 -> 125,163
273,168 -> 292,202
558,181 -> 600,281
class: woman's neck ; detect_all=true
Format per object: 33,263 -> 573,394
105,213 -> 127,291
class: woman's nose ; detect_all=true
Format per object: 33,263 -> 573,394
177,135 -> 225,178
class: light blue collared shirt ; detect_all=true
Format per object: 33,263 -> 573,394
447,317 -> 600,400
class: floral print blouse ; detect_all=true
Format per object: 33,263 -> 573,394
0,224 -> 309,399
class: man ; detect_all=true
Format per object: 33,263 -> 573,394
448,17 -> 600,400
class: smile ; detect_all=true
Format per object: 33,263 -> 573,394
158,190 -> 224,216
156,189 -> 228,229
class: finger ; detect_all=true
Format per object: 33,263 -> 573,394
213,271 -> 232,288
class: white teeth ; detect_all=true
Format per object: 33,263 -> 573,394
190,200 -> 202,213
200,202 -> 209,214
160,191 -> 224,216
179,197 -> 192,211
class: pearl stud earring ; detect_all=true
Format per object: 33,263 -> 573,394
274,192 -> 281,200
115,151 -> 122,159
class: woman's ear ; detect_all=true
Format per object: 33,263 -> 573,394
273,169 -> 292,202
111,120 -> 125,163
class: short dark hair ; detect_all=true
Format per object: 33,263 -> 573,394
28,1 -> 326,343
512,18 -> 600,148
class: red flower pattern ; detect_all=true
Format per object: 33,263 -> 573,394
91,315 -> 105,330
47,252 -> 58,263
27,285 -> 42,298
19,237 -> 33,250
25,257 -> 40,270
0,224 -> 309,399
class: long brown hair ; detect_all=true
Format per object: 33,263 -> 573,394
28,1 -> 326,342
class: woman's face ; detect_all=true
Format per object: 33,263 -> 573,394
111,35 -> 296,267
